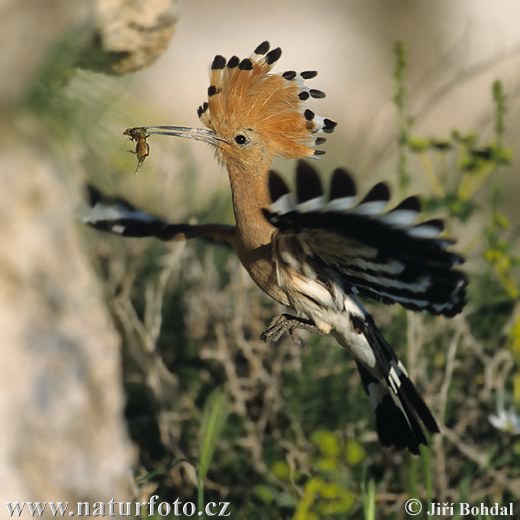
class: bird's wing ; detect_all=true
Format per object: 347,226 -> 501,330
263,161 -> 467,317
83,185 -> 236,249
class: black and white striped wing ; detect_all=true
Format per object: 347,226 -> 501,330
263,161 -> 467,317
83,185 -> 236,248
83,185 -> 171,237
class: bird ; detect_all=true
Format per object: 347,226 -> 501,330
85,41 -> 468,454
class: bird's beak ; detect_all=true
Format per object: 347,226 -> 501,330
136,126 -> 226,146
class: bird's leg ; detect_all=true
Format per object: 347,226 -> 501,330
261,313 -> 323,346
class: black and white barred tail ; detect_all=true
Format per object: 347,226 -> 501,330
350,314 -> 439,453
263,161 -> 468,317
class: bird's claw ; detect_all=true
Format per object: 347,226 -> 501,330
260,313 -> 322,346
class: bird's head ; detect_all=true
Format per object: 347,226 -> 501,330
141,41 -> 336,171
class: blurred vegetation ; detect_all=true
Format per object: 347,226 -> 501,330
27,34 -> 520,519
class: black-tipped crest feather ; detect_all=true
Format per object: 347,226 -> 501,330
254,41 -> 270,55
265,47 -> 282,65
227,56 -> 239,68
211,55 -> 226,69
238,58 -> 254,70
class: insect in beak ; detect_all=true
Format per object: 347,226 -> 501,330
123,127 -> 150,174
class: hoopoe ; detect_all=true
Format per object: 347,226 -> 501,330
86,41 -> 468,453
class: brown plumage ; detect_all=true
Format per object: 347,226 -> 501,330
87,41 -> 469,454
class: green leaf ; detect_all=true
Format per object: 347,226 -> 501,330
452,130 -> 477,146
470,146 -> 494,161
310,429 -> 339,457
460,156 -> 481,173
197,388 -> 229,515
491,145 -> 512,165
253,484 -> 274,504
198,389 -> 229,481
407,137 -> 430,152
362,477 -> 376,520
344,439 -> 366,465
271,460 -> 290,481
430,138 -> 452,151
420,445 -> 433,502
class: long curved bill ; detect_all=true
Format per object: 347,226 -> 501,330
132,126 -> 226,146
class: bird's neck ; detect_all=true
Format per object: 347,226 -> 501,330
226,161 -> 275,253
225,160 -> 290,307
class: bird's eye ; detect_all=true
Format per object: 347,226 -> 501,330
234,134 -> 248,145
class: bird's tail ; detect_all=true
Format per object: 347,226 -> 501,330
355,319 -> 439,454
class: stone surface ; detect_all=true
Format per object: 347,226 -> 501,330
0,130 -> 133,502
94,0 -> 178,73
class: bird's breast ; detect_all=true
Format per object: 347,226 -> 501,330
236,236 -> 290,307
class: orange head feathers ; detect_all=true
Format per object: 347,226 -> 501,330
137,41 -> 336,168
199,41 -> 336,161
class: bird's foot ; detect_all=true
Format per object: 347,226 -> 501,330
260,313 -> 323,346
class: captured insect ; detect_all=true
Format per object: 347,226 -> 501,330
124,127 -> 150,173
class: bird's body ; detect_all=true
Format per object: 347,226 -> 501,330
86,41 -> 468,453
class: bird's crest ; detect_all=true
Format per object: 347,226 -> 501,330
197,41 -> 336,159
